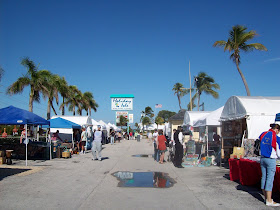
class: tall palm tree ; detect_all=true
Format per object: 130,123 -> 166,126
82,92 -> 99,116
64,85 -> 82,115
40,71 -> 60,119
193,72 -> 220,111
213,25 -> 267,96
58,77 -> 69,116
172,83 -> 188,110
6,58 -> 45,112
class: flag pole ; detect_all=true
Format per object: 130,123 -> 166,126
189,60 -> 192,111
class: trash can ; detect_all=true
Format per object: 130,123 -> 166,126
137,135 -> 140,142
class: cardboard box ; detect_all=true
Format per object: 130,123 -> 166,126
0,157 -> 6,164
62,151 -> 70,158
233,147 -> 245,156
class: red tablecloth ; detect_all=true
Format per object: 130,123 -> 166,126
229,158 -> 280,192
228,158 -> 240,181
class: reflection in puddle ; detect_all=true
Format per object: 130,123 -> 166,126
112,171 -> 175,188
132,154 -> 153,158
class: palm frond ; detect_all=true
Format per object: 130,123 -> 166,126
6,77 -> 30,95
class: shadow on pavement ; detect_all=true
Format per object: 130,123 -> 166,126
236,184 -> 264,203
0,168 -> 31,181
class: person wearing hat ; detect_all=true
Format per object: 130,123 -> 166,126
92,125 -> 103,161
259,123 -> 280,206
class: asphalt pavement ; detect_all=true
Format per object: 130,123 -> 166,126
0,138 -> 275,210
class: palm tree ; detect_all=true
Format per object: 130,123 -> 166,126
172,83 -> 188,110
40,71 -> 60,119
155,116 -> 164,129
213,25 -> 267,96
193,72 -> 220,111
64,85 -> 82,115
6,58 -> 45,112
141,116 -> 151,131
82,92 -> 99,116
58,77 -> 69,116
119,115 -> 128,130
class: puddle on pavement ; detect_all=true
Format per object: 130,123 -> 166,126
132,154 -> 154,158
112,171 -> 176,188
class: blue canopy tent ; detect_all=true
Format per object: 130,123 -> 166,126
0,106 -> 50,166
275,113 -> 280,122
47,117 -> 81,149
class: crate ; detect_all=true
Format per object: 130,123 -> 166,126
62,151 -> 70,158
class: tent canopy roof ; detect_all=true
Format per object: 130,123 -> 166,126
183,111 -> 211,126
0,106 -> 49,125
193,107 -> 224,127
49,117 -> 81,129
220,96 -> 280,121
51,116 -> 92,126
169,109 -> 186,121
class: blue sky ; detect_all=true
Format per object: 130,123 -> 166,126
1,0 -> 280,124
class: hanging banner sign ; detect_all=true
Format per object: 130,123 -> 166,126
111,98 -> 133,110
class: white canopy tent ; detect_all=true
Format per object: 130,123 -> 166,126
220,96 -> 280,140
98,120 -> 111,137
183,111 -> 212,127
91,119 -> 99,130
193,107 -> 224,127
183,111 -> 211,141
107,123 -> 121,131
193,107 -> 224,156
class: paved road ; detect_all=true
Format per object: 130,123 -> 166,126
0,138 -> 274,209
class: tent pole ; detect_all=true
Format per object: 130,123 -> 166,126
49,129 -> 52,160
25,124 -> 28,166
206,126 -> 209,157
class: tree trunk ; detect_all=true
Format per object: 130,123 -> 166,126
89,107 -> 92,116
51,101 -> 57,115
62,97 -> 65,115
197,93 -> 200,111
47,100 -> 51,120
73,107 -> 75,116
235,58 -> 251,96
177,93 -> 182,110
29,87 -> 34,112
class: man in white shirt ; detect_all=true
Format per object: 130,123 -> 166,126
153,130 -> 159,162
92,126 -> 103,161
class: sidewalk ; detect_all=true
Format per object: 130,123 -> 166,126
0,138 -> 269,210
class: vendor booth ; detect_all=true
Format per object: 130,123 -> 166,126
0,106 -> 50,166
182,111 -> 211,141
220,96 -> 280,161
193,106 -> 223,156
49,117 -> 81,144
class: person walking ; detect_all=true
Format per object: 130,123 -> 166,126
260,123 -> 280,206
174,126 -> 184,168
110,129 -> 115,145
157,130 -> 167,164
81,127 -> 87,154
153,129 -> 159,162
148,131 -> 153,143
92,126 -> 103,161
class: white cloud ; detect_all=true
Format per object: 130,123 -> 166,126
264,57 -> 280,62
